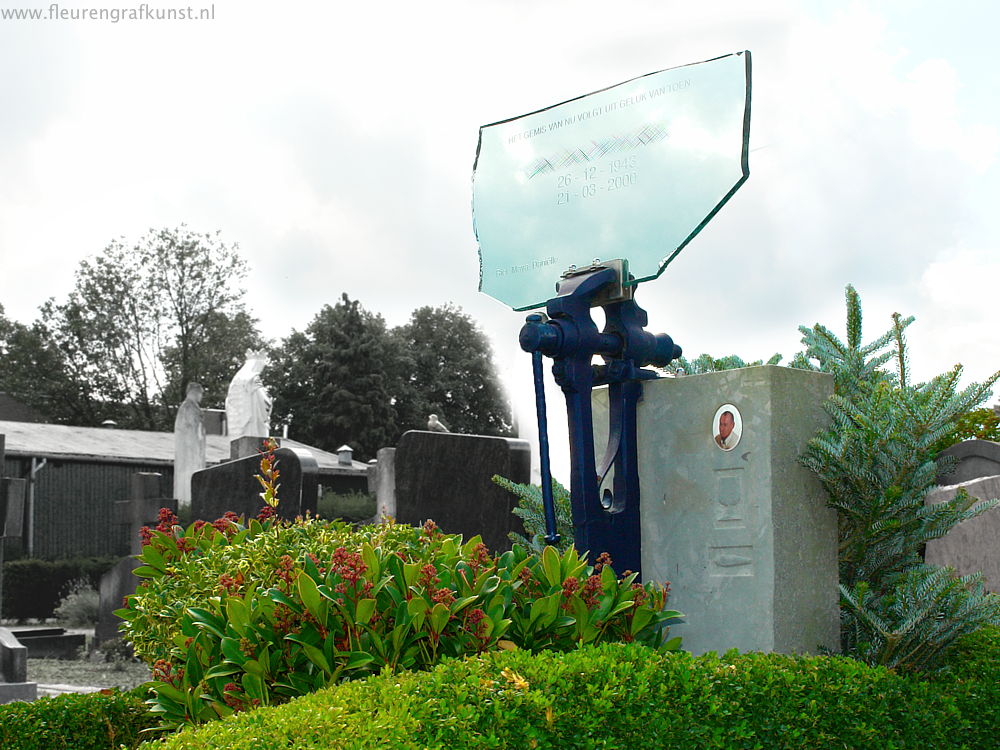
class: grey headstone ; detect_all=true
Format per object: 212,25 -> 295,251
936,439 -> 1000,485
96,557 -> 141,645
192,445 -> 318,522
0,627 -> 28,682
0,477 -> 24,539
598,365 -> 839,656
96,472 -> 173,645
925,475 -> 1000,593
0,628 -> 38,703
0,626 -> 37,704
394,431 -> 529,552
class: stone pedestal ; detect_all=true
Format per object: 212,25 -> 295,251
596,365 -> 839,655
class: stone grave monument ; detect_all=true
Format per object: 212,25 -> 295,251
191,441 -> 318,522
393,431 -> 529,552
936,439 -> 1000,485
926,441 -> 1000,593
473,52 -> 841,655
0,627 -> 36,704
96,472 -> 176,644
595,366 -> 840,654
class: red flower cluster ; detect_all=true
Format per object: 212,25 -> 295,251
276,554 -> 296,588
218,571 -> 245,595
422,519 -> 441,538
560,576 -> 580,611
257,505 -> 276,521
464,607 -> 490,650
581,575 -> 602,609
630,582 -> 648,608
330,547 -> 372,599
594,551 -> 613,572
139,507 -> 179,547
223,682 -> 244,711
152,659 -> 183,687
469,542 -> 493,576
212,511 -> 242,534
273,603 -> 300,635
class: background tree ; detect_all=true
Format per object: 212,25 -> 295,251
35,226 -> 261,429
267,299 -> 514,460
0,304 -> 100,424
267,294 -> 397,460
389,304 -> 513,437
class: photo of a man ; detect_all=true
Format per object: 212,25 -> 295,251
713,404 -> 742,451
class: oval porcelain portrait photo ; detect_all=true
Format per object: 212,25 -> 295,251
713,403 -> 743,451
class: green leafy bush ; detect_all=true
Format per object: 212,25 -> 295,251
0,687 -> 158,750
151,641 -> 985,749
797,286 -> 1000,670
53,578 -> 101,627
316,489 -> 376,523
1,556 -> 118,620
120,512 -> 679,728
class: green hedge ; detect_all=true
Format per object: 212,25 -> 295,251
150,636 -> 999,749
0,687 -> 159,750
931,624 -> 1000,749
1,556 -> 119,620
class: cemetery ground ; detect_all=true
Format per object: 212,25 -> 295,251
0,621 -> 151,692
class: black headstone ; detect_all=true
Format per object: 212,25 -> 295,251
191,446 -> 319,522
394,430 -> 529,552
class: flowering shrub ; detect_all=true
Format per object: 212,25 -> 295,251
118,515 -> 679,728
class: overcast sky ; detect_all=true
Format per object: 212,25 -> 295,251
2,0 -> 999,478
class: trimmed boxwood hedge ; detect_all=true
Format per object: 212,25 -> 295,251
0,687 -> 159,750
149,631 -> 1000,750
4,628 -> 996,749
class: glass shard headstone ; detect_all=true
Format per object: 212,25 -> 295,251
473,51 -> 751,310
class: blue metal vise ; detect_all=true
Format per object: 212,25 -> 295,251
519,261 -> 681,578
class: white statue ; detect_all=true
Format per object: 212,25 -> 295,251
226,350 -> 273,439
174,382 -> 206,511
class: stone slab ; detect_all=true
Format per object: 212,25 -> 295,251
394,431 -> 529,552
925,475 -> 1000,592
0,681 -> 37,703
192,445 -> 318,522
8,633 -> 87,659
595,365 -> 839,656
936,439 -> 1000,485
